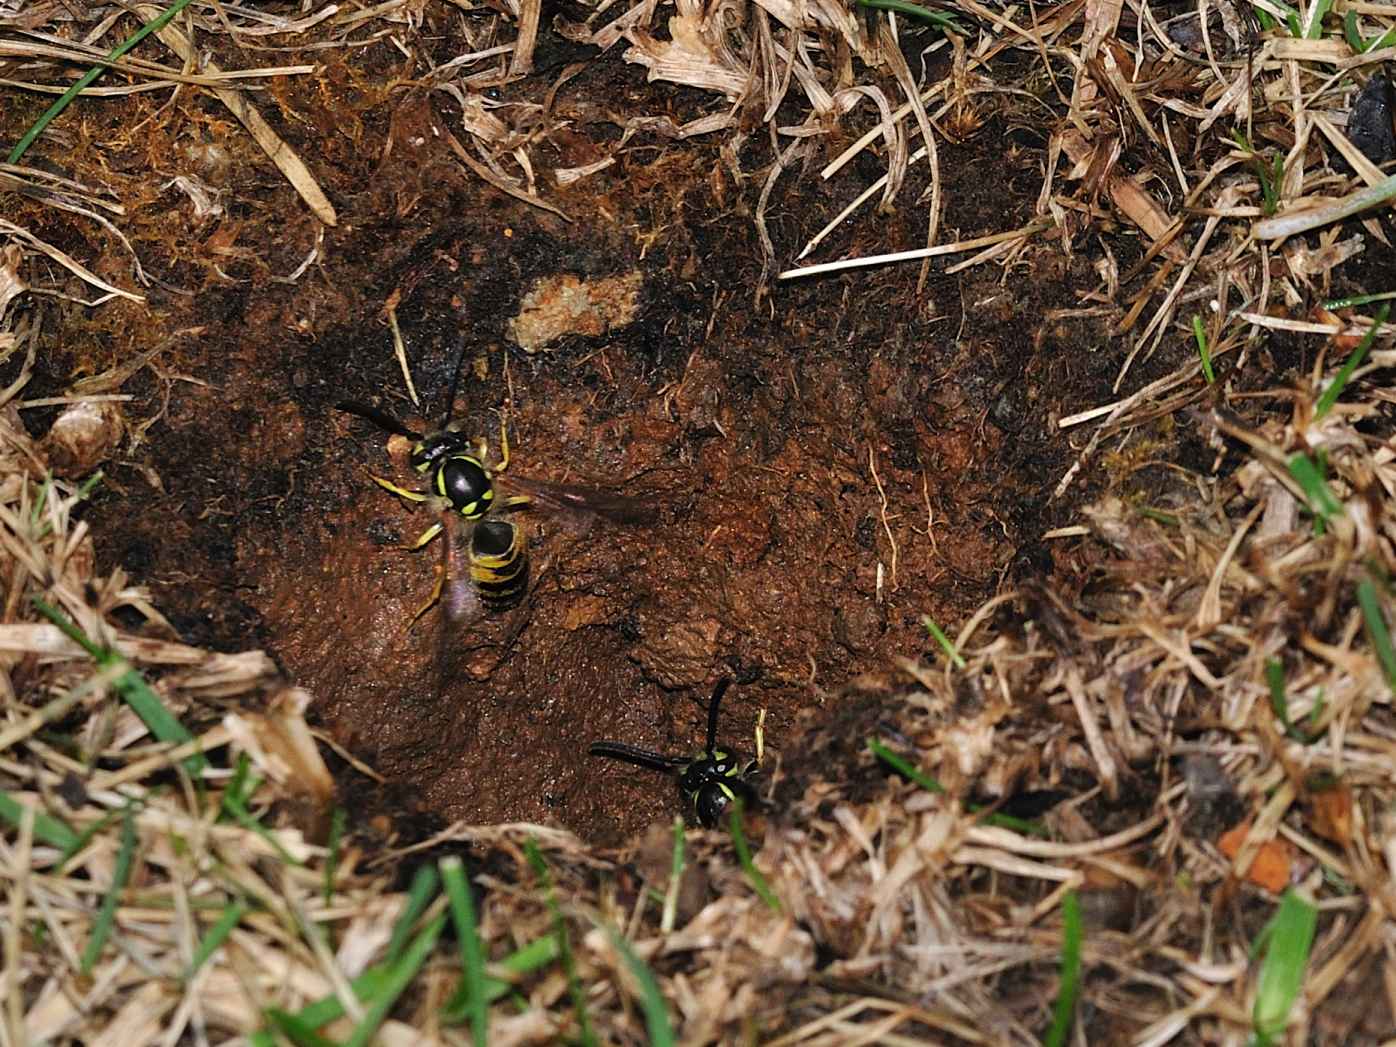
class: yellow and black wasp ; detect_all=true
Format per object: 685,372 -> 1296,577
588,677 -> 758,828
336,339 -> 655,636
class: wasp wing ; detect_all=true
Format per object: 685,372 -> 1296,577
435,513 -> 484,695
436,513 -> 538,684
440,514 -> 483,625
497,473 -> 658,530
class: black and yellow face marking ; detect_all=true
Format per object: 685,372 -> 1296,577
408,429 -> 470,472
588,677 -> 758,828
678,746 -> 758,828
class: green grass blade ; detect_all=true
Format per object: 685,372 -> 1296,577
1366,26 -> 1396,49
1358,578 -> 1396,692
221,793 -> 303,867
343,914 -> 446,1047
323,807 -> 346,905
1264,0 -> 1303,22
488,935 -> 561,981
921,614 -> 967,668
28,477 -> 51,531
188,898 -> 248,978
443,936 -> 560,1021
1305,0 -> 1333,38
1309,689 -> 1327,730
868,739 -> 1046,833
1252,890 -> 1317,1045
264,1009 -> 339,1047
1322,290 -> 1396,309
525,838 -> 597,1047
0,790 -> 80,852
1043,891 -> 1082,1047
981,810 -> 1051,836
57,809 -> 122,872
1192,314 -> 1215,384
1286,453 -> 1343,529
441,856 -> 487,1047
8,0 -> 199,164
854,0 -> 965,31
1314,302 -> 1390,419
601,925 -> 677,1047
1136,506 -> 1180,526
386,864 -> 440,965
253,968 -> 396,1046
868,737 -> 945,793
1266,659 -> 1299,740
661,816 -> 685,933
222,753 -> 257,811
1256,153 -> 1283,215
80,805 -> 138,974
1344,9 -> 1366,49
33,598 -> 204,775
728,801 -> 780,911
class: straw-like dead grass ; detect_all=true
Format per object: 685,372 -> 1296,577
4,0 -> 1396,1042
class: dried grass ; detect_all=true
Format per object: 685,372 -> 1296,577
4,0 -> 1396,1041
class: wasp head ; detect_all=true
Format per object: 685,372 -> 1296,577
411,430 -> 473,473
681,750 -> 756,828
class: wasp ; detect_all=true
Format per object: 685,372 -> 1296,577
588,677 -> 758,828
337,340 -> 654,629
336,395 -> 532,628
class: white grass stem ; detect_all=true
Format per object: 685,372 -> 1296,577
1254,172 -> 1396,239
778,220 -> 1050,280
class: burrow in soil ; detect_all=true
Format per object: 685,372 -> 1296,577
14,48 -> 1196,844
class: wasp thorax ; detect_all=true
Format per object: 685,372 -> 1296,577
437,455 -> 494,518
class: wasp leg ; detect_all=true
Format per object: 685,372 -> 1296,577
406,562 -> 446,630
409,520 -> 443,549
494,413 -> 510,474
371,474 -> 429,503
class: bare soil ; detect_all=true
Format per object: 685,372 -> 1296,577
12,26 -> 1227,844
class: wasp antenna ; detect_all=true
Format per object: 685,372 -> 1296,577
440,333 -> 471,430
336,401 -> 423,440
589,741 -> 685,773
706,677 -> 732,755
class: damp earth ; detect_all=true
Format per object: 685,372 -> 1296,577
14,42 -> 1200,844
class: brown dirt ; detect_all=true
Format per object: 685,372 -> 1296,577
11,30 -> 1202,844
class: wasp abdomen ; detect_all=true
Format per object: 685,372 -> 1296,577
469,519 -> 528,610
